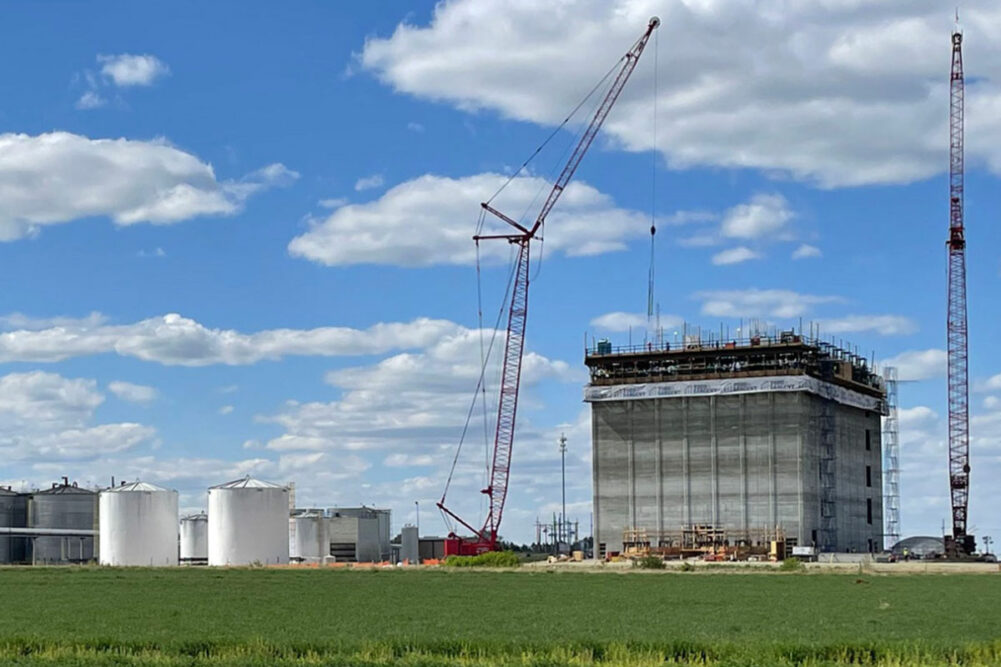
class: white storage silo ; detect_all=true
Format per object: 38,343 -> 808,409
401,524 -> 419,564
290,511 -> 327,562
180,512 -> 208,564
99,481 -> 178,567
208,477 -> 289,566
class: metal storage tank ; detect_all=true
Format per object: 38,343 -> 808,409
290,511 -> 327,562
401,524 -> 419,564
99,481 -> 178,566
0,488 -> 28,564
208,477 -> 289,566
28,480 -> 97,564
180,512 -> 208,564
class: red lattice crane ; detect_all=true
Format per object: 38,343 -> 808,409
945,27 -> 975,557
438,17 -> 660,555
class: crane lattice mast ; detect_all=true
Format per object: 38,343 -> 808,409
437,17 -> 660,554
946,26 -> 973,556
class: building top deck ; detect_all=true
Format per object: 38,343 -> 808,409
585,331 -> 885,398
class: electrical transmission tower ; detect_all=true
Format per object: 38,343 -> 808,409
882,367 -> 900,550
946,26 -> 974,557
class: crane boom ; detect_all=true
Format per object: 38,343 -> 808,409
946,28 -> 973,557
438,17 -> 659,554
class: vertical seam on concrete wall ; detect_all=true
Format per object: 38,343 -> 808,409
656,398 -> 663,540
683,397 -> 690,527
628,401 -> 635,532
591,405 -> 600,550
710,395 -> 718,527
740,394 -> 748,535
797,394 -> 804,546
770,392 -> 777,530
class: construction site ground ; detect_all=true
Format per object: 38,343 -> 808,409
524,557 -> 1001,574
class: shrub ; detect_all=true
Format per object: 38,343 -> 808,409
443,551 -> 521,568
779,557 -> 804,572
679,561 -> 695,572
634,555 -> 666,570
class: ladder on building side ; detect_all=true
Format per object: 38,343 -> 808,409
819,399 -> 837,551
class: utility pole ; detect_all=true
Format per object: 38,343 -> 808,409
984,535 -> 993,555
559,433 -> 567,546
415,501 -> 420,535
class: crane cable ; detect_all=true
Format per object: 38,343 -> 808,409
484,54 -> 627,207
441,241 -> 520,507
647,27 -> 659,333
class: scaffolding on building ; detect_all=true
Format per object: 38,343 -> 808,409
883,366 -> 900,550
586,327 -> 885,400
623,524 -> 787,550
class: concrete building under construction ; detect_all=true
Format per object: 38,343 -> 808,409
585,330 -> 887,557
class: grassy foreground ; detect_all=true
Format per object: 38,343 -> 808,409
0,567 -> 998,665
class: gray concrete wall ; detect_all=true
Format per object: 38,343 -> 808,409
592,390 -> 883,556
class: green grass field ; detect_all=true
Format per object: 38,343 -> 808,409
0,567 -> 998,666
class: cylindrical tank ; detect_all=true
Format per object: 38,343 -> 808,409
0,488 -> 28,564
290,511 -> 327,561
208,477 -> 289,566
401,524 -> 419,564
28,481 -> 97,564
180,512 -> 208,564
99,481 -> 178,566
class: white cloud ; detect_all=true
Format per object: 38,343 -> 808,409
75,91 -> 106,110
590,312 -> 646,332
0,312 -> 107,331
590,311 -> 684,334
819,315 -> 919,336
108,381 -> 157,404
720,194 -> 793,239
98,54 -> 170,87
677,234 -> 718,248
881,349 -> 947,381
675,194 -> 798,259
0,132 -> 296,240
711,246 -> 760,265
137,247 -> 167,258
407,122 -> 425,133
696,288 -> 842,319
318,197 -> 348,209
0,312 -> 462,366
792,244 -> 822,260
898,405 -> 938,430
218,405 -> 235,415
360,1 -> 1001,187
260,325 -> 577,454
354,174 -> 385,191
983,373 -> 1001,391
984,396 -> 1000,410
0,371 -> 154,461
289,172 -> 651,267
384,453 -> 433,467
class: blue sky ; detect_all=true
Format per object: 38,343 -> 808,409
0,0 -> 999,547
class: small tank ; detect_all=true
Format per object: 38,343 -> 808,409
28,480 -> 97,564
0,488 -> 28,564
401,524 -> 419,564
208,477 -> 289,566
99,481 -> 178,566
290,511 -> 327,562
180,512 -> 208,564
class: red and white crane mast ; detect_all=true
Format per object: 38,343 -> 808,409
438,17 -> 660,555
946,27 -> 974,557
